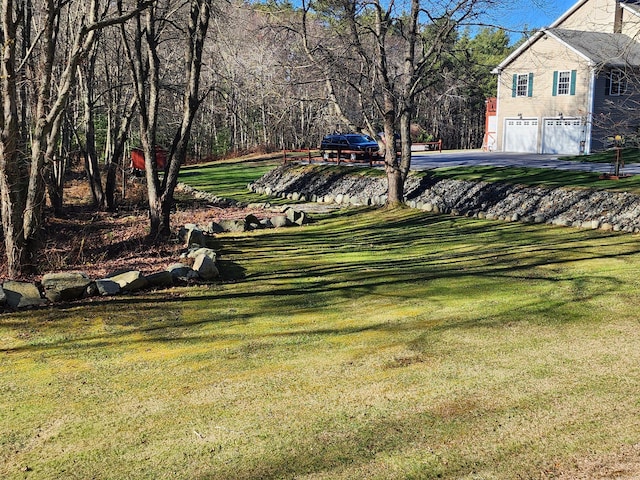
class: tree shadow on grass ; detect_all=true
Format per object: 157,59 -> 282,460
4,210 -> 640,357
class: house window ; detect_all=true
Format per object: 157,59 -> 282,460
607,69 -> 627,96
516,74 -> 529,97
557,71 -> 571,95
553,70 -> 576,96
512,73 -> 533,97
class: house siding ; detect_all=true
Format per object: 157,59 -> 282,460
621,7 -> 640,38
591,70 -> 640,150
556,0 -> 618,32
496,35 -> 591,152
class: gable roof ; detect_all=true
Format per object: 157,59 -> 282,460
545,29 -> 640,67
493,0 -> 640,73
493,28 -> 640,73
492,0 -> 587,74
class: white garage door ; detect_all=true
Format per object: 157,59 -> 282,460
504,118 -> 539,153
542,118 -> 583,155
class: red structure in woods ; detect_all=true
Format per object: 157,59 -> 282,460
130,146 -> 167,171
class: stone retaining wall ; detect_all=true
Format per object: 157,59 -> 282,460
250,164 -> 640,233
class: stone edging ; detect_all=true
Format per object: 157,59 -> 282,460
0,184 -> 311,312
249,164 -> 640,233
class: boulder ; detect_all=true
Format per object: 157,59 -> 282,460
204,221 -> 226,234
218,219 -> 247,233
270,215 -> 290,228
41,271 -> 92,302
0,285 -> 6,306
167,263 -> 199,282
186,247 -> 217,261
284,207 -> 308,226
245,214 -> 262,229
94,279 -> 121,296
146,271 -> 174,288
3,281 -> 46,308
107,270 -> 149,292
185,227 -> 206,247
192,254 -> 219,280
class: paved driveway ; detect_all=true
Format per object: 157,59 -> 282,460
410,149 -> 640,175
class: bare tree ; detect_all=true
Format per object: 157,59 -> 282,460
0,0 -> 152,277
120,0 -> 212,238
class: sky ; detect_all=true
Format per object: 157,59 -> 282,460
492,0 -> 580,40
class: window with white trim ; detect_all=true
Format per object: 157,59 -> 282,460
557,71 -> 571,95
607,69 -> 627,96
516,74 -> 529,97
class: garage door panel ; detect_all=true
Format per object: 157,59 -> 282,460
504,118 -> 539,153
542,118 -> 583,155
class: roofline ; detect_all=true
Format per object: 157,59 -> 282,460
547,0 -> 589,28
491,31 -> 544,73
542,29 -> 596,65
621,2 -> 640,17
492,0 -> 588,73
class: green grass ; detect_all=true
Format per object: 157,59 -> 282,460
560,146 -> 640,163
3,159 -> 640,478
429,165 -> 640,193
179,157 -> 279,203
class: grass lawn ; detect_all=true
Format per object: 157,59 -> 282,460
3,159 -> 640,479
429,165 -> 640,193
560,147 -> 640,164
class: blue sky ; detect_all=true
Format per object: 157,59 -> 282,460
493,0 -> 579,39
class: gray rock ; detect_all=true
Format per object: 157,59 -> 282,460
41,271 -> 92,302
192,254 -> 220,280
3,281 -> 46,308
218,219 -> 247,233
271,215 -> 291,228
187,247 -> 217,261
107,270 -> 149,292
95,279 -> 121,296
185,227 -> 205,247
0,285 -> 5,306
245,214 -> 262,229
167,263 -> 198,282
284,207 -> 299,223
205,222 -> 225,234
146,271 -> 174,288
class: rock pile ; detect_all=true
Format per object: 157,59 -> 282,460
250,163 -> 640,233
0,192 -> 311,311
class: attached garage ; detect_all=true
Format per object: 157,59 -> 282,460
503,118 -> 539,153
541,118 -> 584,155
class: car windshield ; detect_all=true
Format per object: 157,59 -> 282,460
347,135 -> 375,144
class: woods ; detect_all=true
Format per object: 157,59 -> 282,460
0,0 -> 513,277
